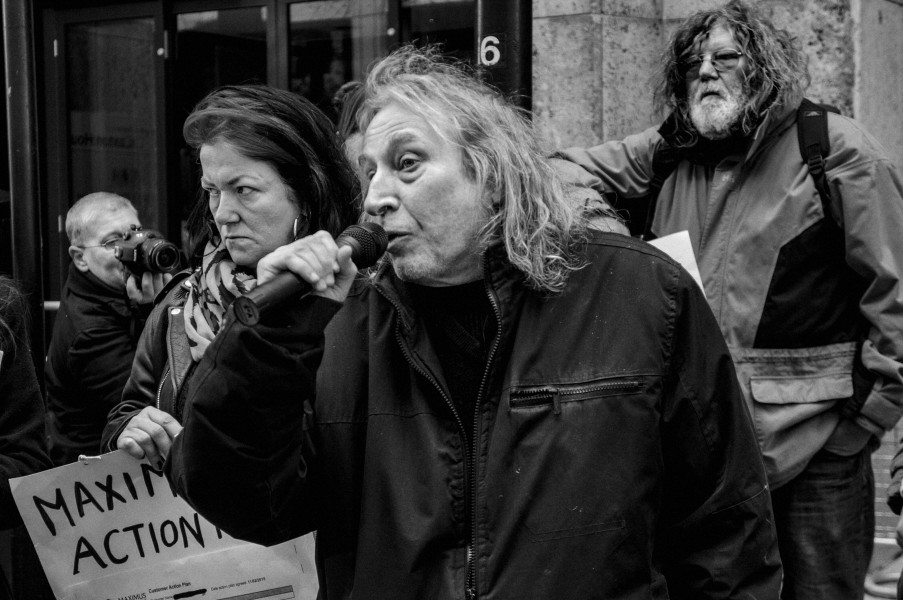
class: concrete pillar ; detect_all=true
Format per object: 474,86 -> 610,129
532,0 -> 662,148
533,0 -> 902,170
764,0 -> 855,115
853,0 -> 903,168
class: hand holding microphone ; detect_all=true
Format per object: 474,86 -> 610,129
234,222 -> 388,326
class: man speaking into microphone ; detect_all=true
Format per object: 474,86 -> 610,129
166,46 -> 782,599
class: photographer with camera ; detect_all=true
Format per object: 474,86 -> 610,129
45,192 -> 180,466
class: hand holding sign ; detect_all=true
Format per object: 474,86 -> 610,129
117,407 -> 183,468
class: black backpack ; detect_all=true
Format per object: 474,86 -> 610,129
621,98 -> 839,240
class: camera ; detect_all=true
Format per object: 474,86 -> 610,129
113,226 -> 182,276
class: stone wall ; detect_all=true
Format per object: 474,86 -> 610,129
533,0 -> 661,148
533,0 -> 903,169
854,0 -> 903,168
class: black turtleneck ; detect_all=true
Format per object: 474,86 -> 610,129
406,280 -> 494,437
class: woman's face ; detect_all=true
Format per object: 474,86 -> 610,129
200,141 -> 302,269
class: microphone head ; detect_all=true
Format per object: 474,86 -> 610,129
336,222 -> 388,268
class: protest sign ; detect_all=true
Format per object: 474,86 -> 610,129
11,451 -> 317,600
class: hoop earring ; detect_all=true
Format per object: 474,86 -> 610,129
293,209 -> 311,240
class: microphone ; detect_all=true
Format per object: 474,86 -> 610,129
232,222 -> 388,326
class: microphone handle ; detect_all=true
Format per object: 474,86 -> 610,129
230,223 -> 386,327
233,271 -> 312,326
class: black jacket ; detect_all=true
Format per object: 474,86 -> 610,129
0,280 -> 52,600
45,264 -> 151,465
101,270 -> 194,452
168,232 -> 782,599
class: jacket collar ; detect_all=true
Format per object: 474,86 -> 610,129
744,90 -> 802,160
369,242 -> 526,411
64,263 -> 133,317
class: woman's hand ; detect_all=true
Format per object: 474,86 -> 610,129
256,230 -> 358,304
117,406 -> 183,469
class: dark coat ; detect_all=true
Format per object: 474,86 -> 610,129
1,280 -> 51,530
44,264 -> 151,465
168,232 -> 782,599
101,270 -> 194,452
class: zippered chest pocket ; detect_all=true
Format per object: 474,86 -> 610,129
494,375 -> 655,546
508,377 -> 644,414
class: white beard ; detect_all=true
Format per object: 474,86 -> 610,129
690,91 -> 745,140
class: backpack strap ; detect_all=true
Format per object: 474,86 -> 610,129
797,98 -> 840,221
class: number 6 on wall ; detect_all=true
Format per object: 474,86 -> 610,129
480,35 -> 501,66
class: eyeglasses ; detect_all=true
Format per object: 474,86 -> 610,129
78,225 -> 141,251
79,239 -> 120,251
681,49 -> 744,79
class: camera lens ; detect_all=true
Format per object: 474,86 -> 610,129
145,239 -> 181,273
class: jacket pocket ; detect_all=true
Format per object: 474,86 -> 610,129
502,375 -> 652,540
731,343 -> 855,486
750,372 -> 852,406
509,378 -> 643,415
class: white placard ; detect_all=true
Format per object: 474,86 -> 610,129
11,451 -> 318,600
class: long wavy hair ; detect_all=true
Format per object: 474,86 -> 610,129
359,46 -> 586,294
654,0 -> 809,146
183,84 -> 360,263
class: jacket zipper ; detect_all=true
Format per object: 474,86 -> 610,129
378,290 -> 470,589
465,275 -> 502,600
510,380 -> 642,413
378,277 -> 500,600
156,367 -> 170,410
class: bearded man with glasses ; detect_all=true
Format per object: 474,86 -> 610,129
557,1 -> 903,598
45,192 -> 174,466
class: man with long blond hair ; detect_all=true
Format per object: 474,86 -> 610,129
559,1 -> 903,597
165,45 -> 781,598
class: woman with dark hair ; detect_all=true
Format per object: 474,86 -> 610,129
101,84 -> 359,466
0,276 -> 52,598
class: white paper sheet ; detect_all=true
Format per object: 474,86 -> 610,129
11,451 -> 318,600
648,230 -> 705,297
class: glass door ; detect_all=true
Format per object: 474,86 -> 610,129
284,0 -> 475,119
170,3 -> 269,247
42,3 -> 166,301
287,1 -> 356,116
65,19 -> 160,220
400,0 -> 475,62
